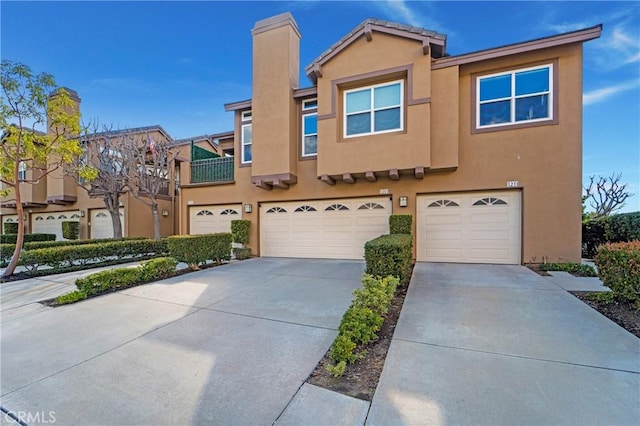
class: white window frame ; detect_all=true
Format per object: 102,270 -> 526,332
241,110 -> 252,122
476,64 -> 553,129
241,123 -> 252,164
18,161 -> 27,181
343,79 -> 404,139
302,98 -> 317,111
302,112 -> 318,157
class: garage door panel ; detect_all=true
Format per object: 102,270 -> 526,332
90,209 -> 124,239
418,191 -> 521,264
190,204 -> 242,235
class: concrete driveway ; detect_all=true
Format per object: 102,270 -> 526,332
367,263 -> 640,425
1,258 -> 365,425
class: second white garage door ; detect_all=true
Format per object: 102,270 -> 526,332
189,204 -> 242,234
417,191 -> 521,264
32,211 -> 80,241
91,208 -> 124,239
260,197 -> 391,260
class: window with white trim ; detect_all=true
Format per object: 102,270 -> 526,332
18,161 -> 27,181
241,124 -> 252,164
302,113 -> 317,157
302,99 -> 317,110
241,110 -> 252,122
477,64 -> 552,129
344,80 -> 403,138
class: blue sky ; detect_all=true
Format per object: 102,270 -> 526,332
2,1 -> 639,212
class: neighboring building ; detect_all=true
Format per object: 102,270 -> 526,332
0,90 -> 217,241
179,13 -> 601,264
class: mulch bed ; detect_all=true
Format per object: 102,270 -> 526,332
570,292 -> 640,338
306,264 -> 413,401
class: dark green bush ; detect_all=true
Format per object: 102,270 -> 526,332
389,214 -> 412,235
139,257 -> 178,281
582,212 -> 640,258
232,247 -> 252,260
0,233 -> 56,244
3,222 -> 18,234
539,262 -> 597,277
364,234 -> 412,282
231,219 -> 251,245
165,233 -> 231,268
61,221 -> 79,240
56,290 -> 88,305
594,241 -> 640,307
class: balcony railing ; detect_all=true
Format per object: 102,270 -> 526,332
191,156 -> 234,184
139,176 -> 170,196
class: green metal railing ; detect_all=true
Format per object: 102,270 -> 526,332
190,156 -> 234,183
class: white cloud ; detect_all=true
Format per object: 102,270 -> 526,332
543,21 -> 591,34
373,0 -> 450,34
382,0 -> 421,27
583,80 -> 640,105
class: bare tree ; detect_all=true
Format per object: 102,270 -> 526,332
67,124 -> 130,239
122,133 -> 177,240
584,173 -> 633,218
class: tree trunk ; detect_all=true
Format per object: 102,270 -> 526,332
151,202 -> 161,240
2,186 -> 24,278
104,193 -> 123,239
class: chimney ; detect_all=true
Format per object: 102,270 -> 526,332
249,12 -> 301,184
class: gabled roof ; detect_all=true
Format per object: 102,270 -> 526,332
170,134 -> 213,147
305,18 -> 447,84
83,125 -> 172,141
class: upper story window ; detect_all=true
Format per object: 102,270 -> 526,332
241,124 -> 252,164
241,110 -> 252,122
18,161 -> 27,181
302,98 -> 317,110
302,98 -> 318,157
344,80 -> 403,138
477,64 -> 553,129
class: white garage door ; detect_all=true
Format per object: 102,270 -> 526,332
260,197 -> 391,260
32,211 -> 80,241
2,215 -> 18,233
91,208 -> 124,239
189,204 -> 242,234
417,191 -> 521,264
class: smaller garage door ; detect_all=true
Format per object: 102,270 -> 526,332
91,208 -> 124,239
189,204 -> 242,234
2,215 -> 18,234
417,191 -> 521,264
32,211 -> 80,241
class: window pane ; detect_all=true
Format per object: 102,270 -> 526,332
303,99 -> 317,110
346,89 -> 371,113
516,68 -> 549,96
479,100 -> 511,126
346,112 -> 371,135
242,125 -> 252,144
374,108 -> 401,132
479,74 -> 511,101
374,83 -> 401,108
304,135 -> 317,155
303,114 -> 317,135
243,144 -> 252,162
515,94 -> 549,121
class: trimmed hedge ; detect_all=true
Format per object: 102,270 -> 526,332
326,274 -> 399,377
62,221 -> 79,240
74,257 -> 178,297
3,222 -> 18,234
539,262 -> 597,277
583,212 -> 640,258
231,219 -> 251,245
594,241 -> 640,306
364,234 -> 412,282
389,215 -> 412,235
232,247 -> 252,260
19,239 -> 167,272
0,233 -> 56,244
165,233 -> 232,268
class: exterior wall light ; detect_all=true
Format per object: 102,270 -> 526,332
244,203 -> 253,213
79,210 -> 85,217
162,209 -> 169,217
399,196 -> 408,207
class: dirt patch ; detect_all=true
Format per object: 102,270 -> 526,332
306,265 -> 413,401
570,292 -> 640,338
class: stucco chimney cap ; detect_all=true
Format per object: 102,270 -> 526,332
251,12 -> 301,39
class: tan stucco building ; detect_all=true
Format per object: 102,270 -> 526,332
178,13 -> 601,264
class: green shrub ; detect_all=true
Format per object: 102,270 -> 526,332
389,215 -> 412,235
325,360 -> 347,378
0,233 -> 56,244
231,220 -> 251,245
56,290 -> 88,305
165,233 -> 231,268
61,221 -> 79,240
232,247 -> 252,260
539,262 -> 597,277
364,234 -> 412,282
19,239 -> 167,272
139,257 -> 177,281
3,222 -> 18,234
594,241 -> 640,307
582,212 -> 640,258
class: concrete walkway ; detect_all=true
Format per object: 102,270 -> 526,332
367,263 -> 640,425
